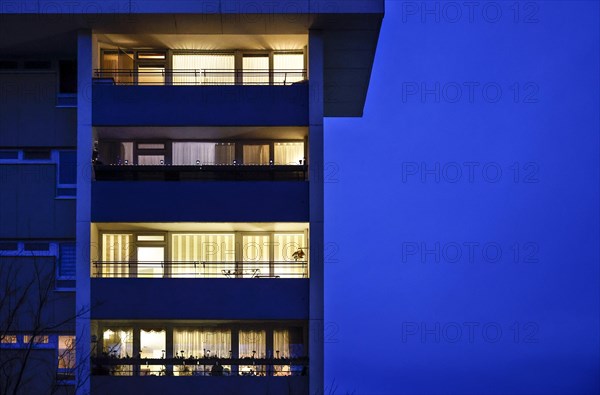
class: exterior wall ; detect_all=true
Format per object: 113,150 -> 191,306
91,279 -> 309,320
0,165 -> 75,239
0,73 -> 76,147
91,181 -> 309,222
0,256 -> 75,332
92,376 -> 308,395
92,85 -> 308,126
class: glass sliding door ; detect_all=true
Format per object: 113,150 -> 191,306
273,53 -> 305,85
172,54 -> 235,85
243,54 -> 269,85
243,144 -> 270,165
274,142 -> 304,165
242,235 -> 270,278
101,234 -> 132,277
137,246 -> 165,278
140,330 -> 165,376
171,234 -> 235,278
274,233 -> 307,278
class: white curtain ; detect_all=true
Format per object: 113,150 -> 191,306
101,234 -> 131,277
215,143 -> 235,164
140,330 -> 165,375
243,235 -> 270,277
274,142 -> 304,165
274,233 -> 307,278
172,54 -> 235,85
243,145 -> 270,165
243,56 -> 269,85
173,329 -> 231,359
172,142 -> 215,165
273,330 -> 290,358
273,53 -> 305,85
137,155 -> 164,165
103,329 -> 133,358
171,234 -> 235,277
239,330 -> 266,358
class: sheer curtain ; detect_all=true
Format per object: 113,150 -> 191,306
140,330 -> 165,375
274,233 -> 306,278
274,142 -> 304,165
243,235 -> 270,277
103,329 -> 133,358
173,329 -> 231,359
243,145 -> 270,165
239,330 -> 266,358
172,54 -> 235,85
215,143 -> 235,164
137,155 -> 164,165
243,56 -> 269,85
273,53 -> 305,85
101,234 -> 131,277
171,234 -> 235,277
172,143 -> 215,165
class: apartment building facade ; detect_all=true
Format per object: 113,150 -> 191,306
0,2 -> 383,394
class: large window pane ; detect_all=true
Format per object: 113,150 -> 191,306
140,330 -> 165,376
173,329 -> 231,376
243,145 -> 270,165
101,234 -> 131,277
274,234 -> 307,278
172,54 -> 235,85
243,55 -> 269,85
274,142 -> 304,165
273,53 -> 305,85
171,234 -> 235,277
239,330 -> 266,376
243,235 -> 270,278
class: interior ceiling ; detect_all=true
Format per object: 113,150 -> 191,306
93,222 -> 309,232
95,126 -> 307,140
96,34 -> 308,51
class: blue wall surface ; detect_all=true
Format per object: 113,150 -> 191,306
92,181 -> 309,222
325,1 -> 600,394
93,85 -> 308,126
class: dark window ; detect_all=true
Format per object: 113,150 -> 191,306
0,151 -> 19,160
59,60 -> 77,94
0,242 -> 18,251
59,243 -> 76,278
24,242 -> 50,251
58,151 -> 77,185
23,61 -> 52,70
0,60 -> 18,69
23,150 -> 51,160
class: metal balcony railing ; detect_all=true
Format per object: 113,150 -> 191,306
91,357 -> 309,377
93,164 -> 308,181
93,69 -> 308,86
92,261 -> 309,279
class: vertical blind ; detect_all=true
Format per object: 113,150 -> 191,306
101,234 -> 131,277
172,142 -> 235,165
273,53 -> 305,84
171,234 -> 235,277
172,54 -> 235,85
274,233 -> 306,278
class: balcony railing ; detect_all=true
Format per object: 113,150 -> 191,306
92,261 -> 309,279
93,164 -> 307,181
93,69 -> 308,86
91,357 -> 308,377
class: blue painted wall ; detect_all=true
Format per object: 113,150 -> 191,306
92,181 -> 309,222
91,279 -> 308,320
325,2 -> 599,394
92,85 -> 308,126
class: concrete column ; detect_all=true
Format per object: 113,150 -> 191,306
308,30 -> 325,395
75,29 -> 92,395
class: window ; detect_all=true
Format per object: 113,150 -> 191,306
140,330 -> 165,375
58,243 -> 76,279
59,60 -> 77,94
274,142 -> 304,165
58,335 -> 76,369
0,150 -> 19,160
173,329 -> 231,376
1,335 -> 17,344
273,53 -> 305,85
239,330 -> 266,375
172,142 -> 235,165
243,54 -> 269,85
103,328 -> 133,376
23,335 -> 49,344
24,242 -> 50,251
57,150 -> 76,197
172,54 -> 235,85
23,150 -> 52,160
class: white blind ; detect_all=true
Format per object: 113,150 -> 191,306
172,54 -> 235,85
274,142 -> 304,165
273,53 -> 305,85
171,234 -> 235,277
101,234 -> 131,277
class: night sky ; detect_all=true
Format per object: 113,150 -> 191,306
325,1 -> 599,394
